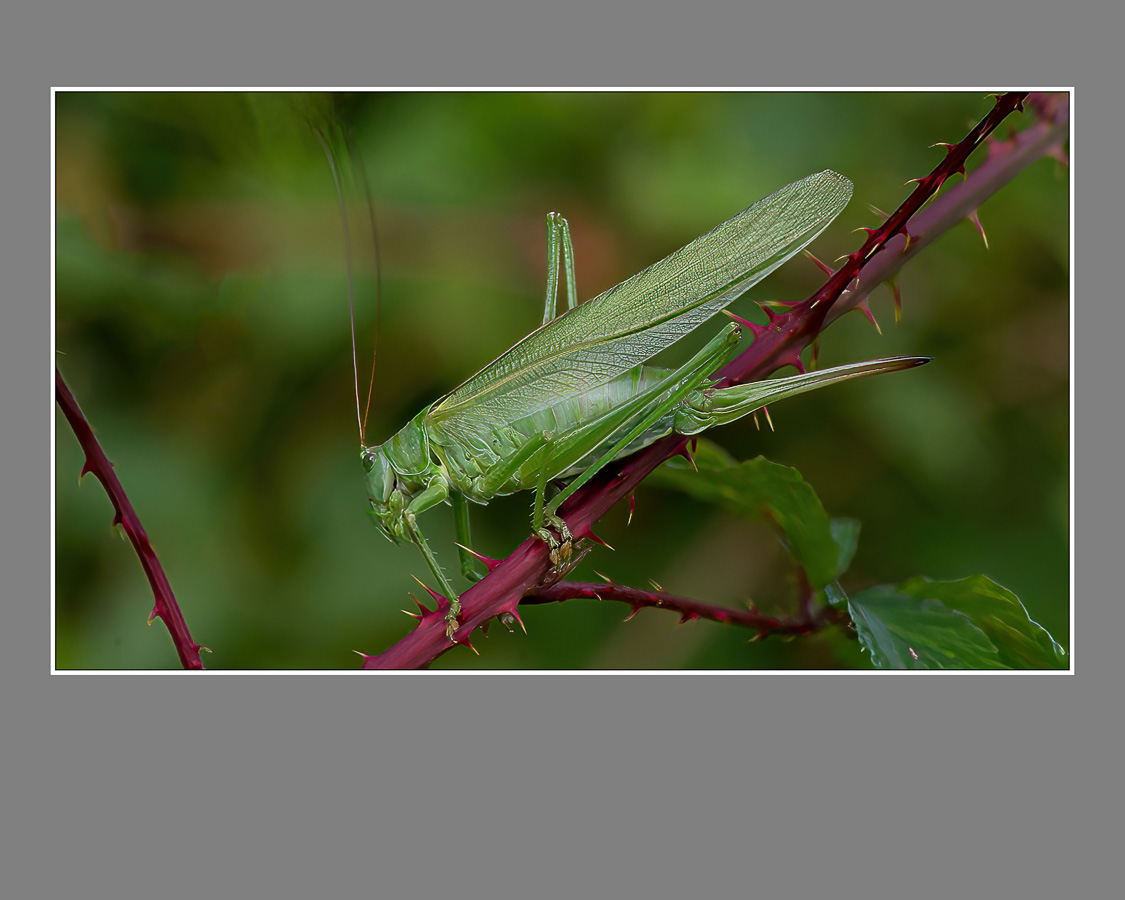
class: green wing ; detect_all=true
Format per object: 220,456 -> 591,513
430,170 -> 852,437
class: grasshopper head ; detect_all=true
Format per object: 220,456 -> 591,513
361,444 -> 405,542
361,413 -> 433,544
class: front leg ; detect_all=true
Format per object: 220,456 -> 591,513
404,511 -> 462,642
398,476 -> 465,642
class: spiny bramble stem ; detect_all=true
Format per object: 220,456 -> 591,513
526,580 -> 840,638
56,369 -> 204,670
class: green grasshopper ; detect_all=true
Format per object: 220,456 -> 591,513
356,170 -> 928,640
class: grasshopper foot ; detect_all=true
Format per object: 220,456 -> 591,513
535,514 -> 574,568
445,596 -> 462,642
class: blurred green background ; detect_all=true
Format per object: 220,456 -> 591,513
55,92 -> 1069,669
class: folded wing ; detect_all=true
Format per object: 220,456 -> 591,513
430,170 -> 853,441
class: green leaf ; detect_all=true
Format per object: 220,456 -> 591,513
848,585 -> 1007,669
895,576 -> 1067,669
830,518 -> 861,577
655,442 -> 838,588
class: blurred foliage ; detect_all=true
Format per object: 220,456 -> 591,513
55,91 -> 1069,669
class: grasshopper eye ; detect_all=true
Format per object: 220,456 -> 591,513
361,449 -> 378,473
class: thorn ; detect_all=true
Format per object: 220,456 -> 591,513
889,277 -> 903,323
462,640 -> 480,656
499,608 -> 528,634
855,299 -> 882,335
802,249 -> 834,276
586,530 -> 615,551
681,443 -> 698,472
754,301 -> 779,323
409,592 -> 432,616
752,411 -> 760,431
677,611 -> 699,625
851,226 -> 878,238
452,542 -> 502,572
929,141 -> 957,151
721,308 -> 755,328
410,574 -> 446,607
966,209 -> 989,250
748,631 -> 766,643
401,608 -> 422,621
721,308 -> 766,336
866,204 -> 890,220
627,493 -> 636,526
648,579 -> 664,592
623,605 -> 642,623
775,349 -> 805,374
761,405 -> 775,432
762,299 -> 803,313
594,570 -> 614,584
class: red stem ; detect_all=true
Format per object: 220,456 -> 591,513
56,369 -> 204,670
525,580 -> 837,638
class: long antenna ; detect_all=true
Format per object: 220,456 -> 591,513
344,127 -> 380,445
315,124 -> 378,447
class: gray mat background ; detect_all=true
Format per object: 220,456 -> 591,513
8,3 -> 1110,898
